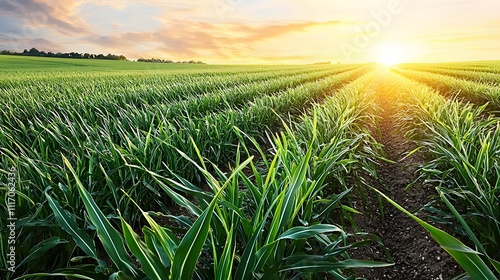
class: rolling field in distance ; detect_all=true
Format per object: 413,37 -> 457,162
1,55 -> 499,279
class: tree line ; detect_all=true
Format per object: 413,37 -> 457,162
137,58 -> 205,64
1,47 -> 127,60
0,48 -> 206,64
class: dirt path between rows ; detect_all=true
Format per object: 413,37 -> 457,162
351,71 -> 461,279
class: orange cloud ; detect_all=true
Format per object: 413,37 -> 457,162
0,0 -> 90,35
88,20 -> 348,61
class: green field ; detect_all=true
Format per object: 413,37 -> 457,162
0,55 -> 247,71
1,55 -> 499,279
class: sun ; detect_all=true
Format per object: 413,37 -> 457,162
375,43 -> 406,66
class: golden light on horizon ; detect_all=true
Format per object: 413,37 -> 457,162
375,43 -> 406,66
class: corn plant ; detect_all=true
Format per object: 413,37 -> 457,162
394,68 -> 500,109
1,64 -> 373,277
31,120 -> 388,279
401,66 -> 500,85
5,65 -> 391,279
391,72 -> 500,277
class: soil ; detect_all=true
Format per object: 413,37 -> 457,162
349,73 -> 462,279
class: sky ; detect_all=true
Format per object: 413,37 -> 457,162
0,0 -> 499,64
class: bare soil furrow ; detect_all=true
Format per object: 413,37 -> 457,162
351,72 -> 461,279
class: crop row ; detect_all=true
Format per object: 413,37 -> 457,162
400,63 -> 500,74
399,66 -> 500,85
389,72 -> 500,277
394,68 -> 500,110
0,64 -> 351,87
0,67 -> 369,180
1,67 -> 378,277
0,66 -> 359,125
1,66 -> 371,225
22,71 -> 387,280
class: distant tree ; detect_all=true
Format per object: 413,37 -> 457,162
0,47 -> 127,61
27,47 -> 40,55
136,57 -> 204,64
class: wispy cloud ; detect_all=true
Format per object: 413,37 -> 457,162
0,0 -> 90,35
88,20 -> 348,61
0,35 -> 60,50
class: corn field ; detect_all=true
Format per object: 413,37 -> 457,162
0,56 -> 499,279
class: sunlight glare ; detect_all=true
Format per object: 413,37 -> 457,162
375,43 -> 406,66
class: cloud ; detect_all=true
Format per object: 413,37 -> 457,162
88,20 -> 347,60
229,21 -> 345,42
0,34 -> 60,50
0,0 -> 90,35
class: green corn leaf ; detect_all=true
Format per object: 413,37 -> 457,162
63,156 -> 138,277
438,188 -> 486,254
36,264 -> 109,280
45,191 -> 100,261
234,220 -> 268,279
372,186 -> 497,280
278,224 -> 343,240
121,190 -> 179,263
14,273 -> 94,280
490,259 -> 500,274
215,225 -> 236,280
171,151 -> 254,279
143,227 -> 171,268
279,259 -> 392,273
121,216 -> 170,280
438,188 -> 500,274
254,241 -> 280,273
15,237 -> 69,270
313,188 -> 351,219
171,196 -> 217,280
268,148 -> 312,244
